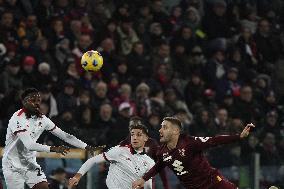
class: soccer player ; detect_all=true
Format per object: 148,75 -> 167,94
69,122 -> 155,189
2,88 -> 100,189
120,116 -> 170,189
132,116 -> 255,189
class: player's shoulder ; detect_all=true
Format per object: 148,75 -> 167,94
108,145 -> 129,154
40,114 -> 52,122
9,109 -> 26,122
179,134 -> 193,143
156,143 -> 168,156
142,153 -> 155,164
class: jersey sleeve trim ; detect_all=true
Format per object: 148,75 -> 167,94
47,125 -> 57,131
14,129 -> 27,135
102,152 -> 110,163
17,108 -> 26,116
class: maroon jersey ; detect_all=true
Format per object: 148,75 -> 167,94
143,134 -> 240,189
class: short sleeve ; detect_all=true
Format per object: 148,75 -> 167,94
43,116 -> 56,131
9,116 -> 27,135
103,146 -> 122,163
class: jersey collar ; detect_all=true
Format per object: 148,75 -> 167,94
128,145 -> 146,155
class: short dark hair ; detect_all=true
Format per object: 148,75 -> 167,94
129,116 -> 143,127
163,116 -> 182,129
129,123 -> 149,135
21,88 -> 39,100
129,116 -> 148,135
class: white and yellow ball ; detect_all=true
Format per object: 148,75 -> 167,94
81,50 -> 103,72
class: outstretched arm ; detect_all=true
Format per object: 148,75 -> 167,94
192,123 -> 255,151
16,130 -> 69,155
49,127 -> 87,149
69,154 -> 106,187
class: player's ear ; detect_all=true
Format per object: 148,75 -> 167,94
144,134 -> 148,142
173,126 -> 180,135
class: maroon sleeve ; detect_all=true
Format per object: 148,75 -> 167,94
147,139 -> 170,189
191,134 -> 240,151
159,169 -> 170,189
143,159 -> 166,181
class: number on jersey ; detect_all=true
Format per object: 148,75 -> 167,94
172,160 -> 188,175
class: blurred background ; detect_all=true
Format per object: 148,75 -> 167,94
0,0 -> 284,188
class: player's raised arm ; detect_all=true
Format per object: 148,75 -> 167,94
47,125 -> 87,149
46,118 -> 105,153
192,123 -> 255,151
69,145 -> 121,187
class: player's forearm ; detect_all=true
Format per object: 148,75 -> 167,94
143,162 -> 163,181
196,134 -> 241,150
28,143 -> 50,152
159,169 -> 170,189
209,134 -> 240,146
51,128 -> 87,149
77,154 -> 105,176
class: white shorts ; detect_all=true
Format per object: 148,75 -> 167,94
3,167 -> 47,189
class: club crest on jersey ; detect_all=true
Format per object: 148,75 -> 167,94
178,148 -> 186,157
38,122 -> 42,127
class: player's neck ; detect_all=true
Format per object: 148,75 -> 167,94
133,146 -> 144,152
167,135 -> 179,150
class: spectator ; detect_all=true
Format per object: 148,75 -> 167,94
21,56 -> 37,88
259,132 -> 281,166
92,81 -> 109,112
213,108 -> 230,135
40,86 -> 58,118
241,134 -> 260,165
233,85 -> 262,124
202,0 -> 231,39
135,82 -> 151,118
97,103 -> 116,146
117,16 -> 139,55
56,80 -> 77,114
0,58 -> 22,95
254,18 -> 283,70
48,168 -> 68,189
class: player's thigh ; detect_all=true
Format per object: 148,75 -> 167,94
3,169 -> 25,189
24,167 -> 48,189
212,179 -> 237,189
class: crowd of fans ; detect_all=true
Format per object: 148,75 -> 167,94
1,0 -> 284,187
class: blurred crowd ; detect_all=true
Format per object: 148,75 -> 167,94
0,0 -> 284,182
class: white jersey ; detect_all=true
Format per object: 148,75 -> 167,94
103,145 -> 155,189
2,109 -> 56,171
